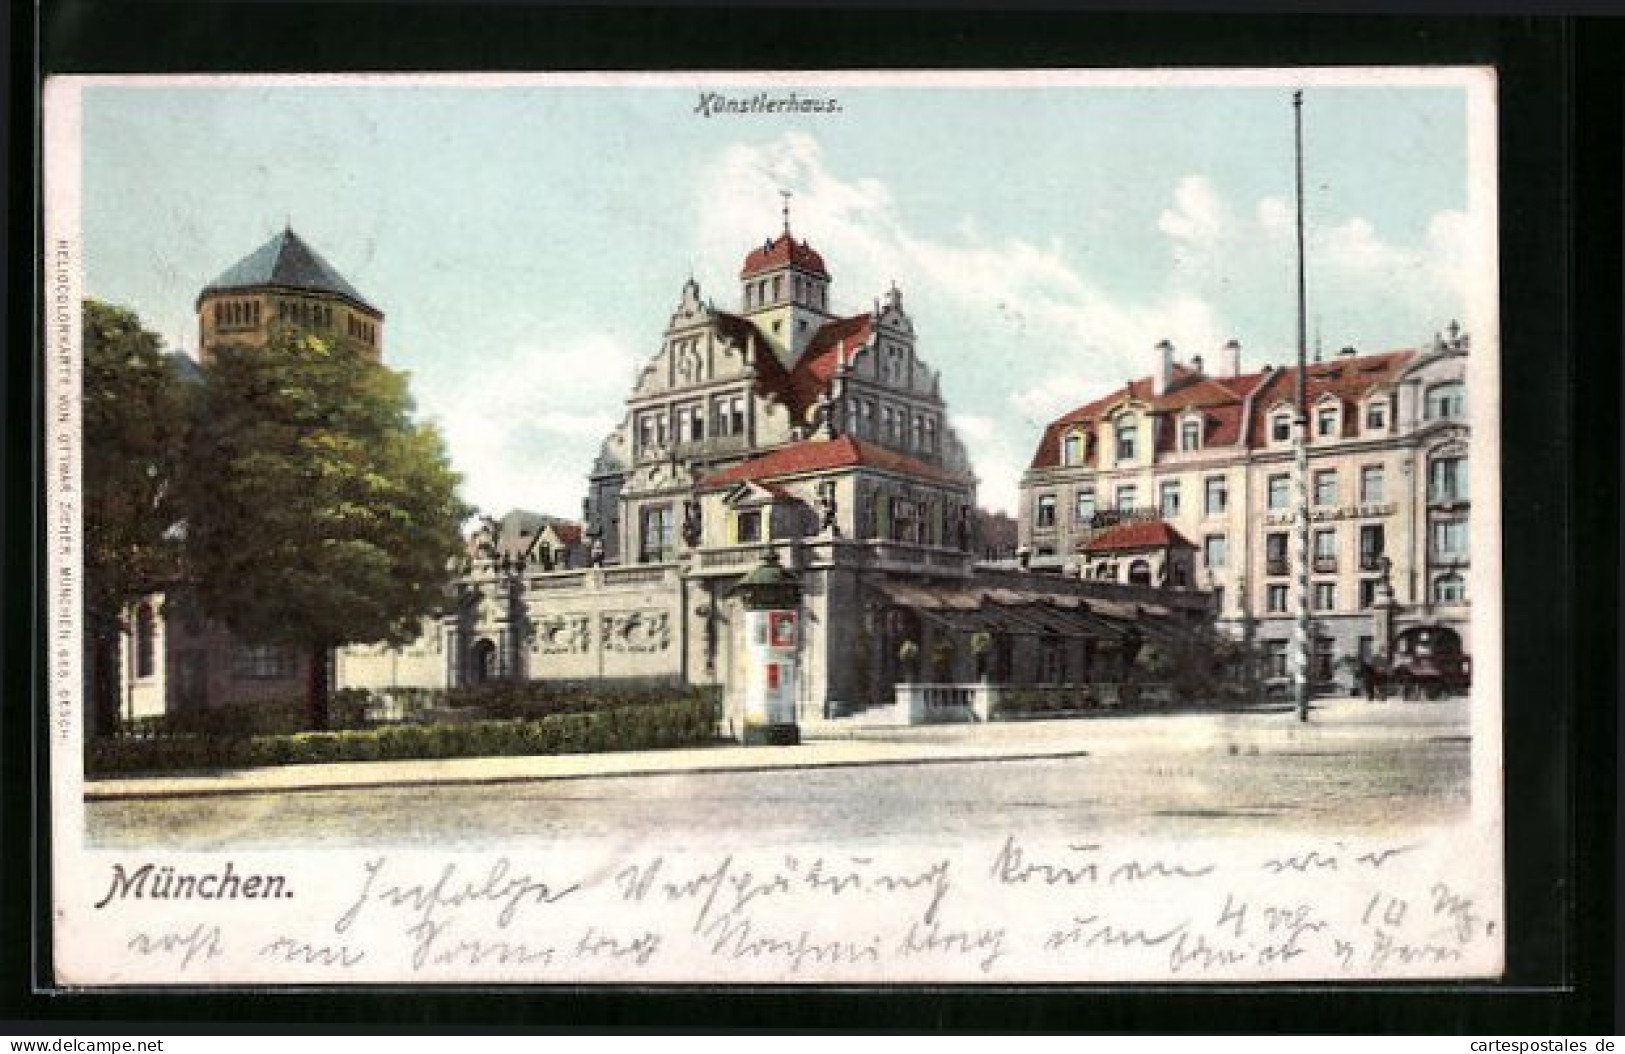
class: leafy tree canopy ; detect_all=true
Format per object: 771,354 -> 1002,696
82,299 -> 190,624
180,330 -> 469,724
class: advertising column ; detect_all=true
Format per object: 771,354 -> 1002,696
730,549 -> 803,746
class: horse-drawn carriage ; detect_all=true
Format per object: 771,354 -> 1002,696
1378,625 -> 1471,700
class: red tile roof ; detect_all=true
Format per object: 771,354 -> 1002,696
1027,349 -> 1416,470
1082,520 -> 1195,553
741,233 -> 830,279
698,435 -> 971,491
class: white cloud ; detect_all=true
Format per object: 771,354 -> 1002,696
1158,175 -> 1229,243
692,135 -> 1245,504
417,331 -> 635,519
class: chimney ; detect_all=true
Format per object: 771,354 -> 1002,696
1153,339 -> 1174,396
1221,339 -> 1242,378
1191,353 -> 1204,375
1338,345 -> 1357,358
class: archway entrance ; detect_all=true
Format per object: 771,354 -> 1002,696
470,638 -> 497,683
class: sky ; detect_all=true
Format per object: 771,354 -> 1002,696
71,72 -> 1490,517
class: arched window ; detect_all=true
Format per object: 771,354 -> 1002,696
134,603 -> 156,679
1433,573 -> 1466,603
1128,560 -> 1152,586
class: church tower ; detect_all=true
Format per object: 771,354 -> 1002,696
195,226 -> 384,364
739,193 -> 834,366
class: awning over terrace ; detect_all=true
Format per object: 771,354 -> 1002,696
872,580 -> 1199,643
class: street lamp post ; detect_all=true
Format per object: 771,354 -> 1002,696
1292,89 -> 1313,724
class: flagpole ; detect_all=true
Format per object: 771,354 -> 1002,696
1292,90 -> 1312,724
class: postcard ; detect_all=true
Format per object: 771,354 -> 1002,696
44,68 -> 1502,985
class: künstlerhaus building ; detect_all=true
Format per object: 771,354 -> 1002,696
338,215 -> 1212,726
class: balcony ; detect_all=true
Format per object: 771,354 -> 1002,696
1312,556 -> 1338,574
1360,552 -> 1385,572
1266,558 -> 1289,577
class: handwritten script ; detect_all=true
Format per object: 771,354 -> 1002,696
95,833 -> 1500,983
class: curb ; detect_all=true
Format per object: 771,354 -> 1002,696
84,747 -> 1096,803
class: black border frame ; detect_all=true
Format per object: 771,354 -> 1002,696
5,3 -> 1615,1034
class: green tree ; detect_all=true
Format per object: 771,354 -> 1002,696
82,300 -> 191,733
180,329 -> 468,729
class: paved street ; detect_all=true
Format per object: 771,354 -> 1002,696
85,697 -> 1475,849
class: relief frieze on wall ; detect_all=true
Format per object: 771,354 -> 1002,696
535,614 -> 591,655
601,610 -> 671,653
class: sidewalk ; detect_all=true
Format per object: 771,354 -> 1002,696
84,694 -> 1471,802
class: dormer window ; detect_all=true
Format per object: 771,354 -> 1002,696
1062,430 -> 1085,466
1179,415 -> 1202,452
1269,409 -> 1293,445
1114,415 -> 1137,462
1315,399 -> 1341,439
1365,399 -> 1388,431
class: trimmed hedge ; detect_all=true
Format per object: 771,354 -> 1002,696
993,686 -> 1106,718
120,690 -> 372,739
442,678 -> 700,720
87,696 -> 722,776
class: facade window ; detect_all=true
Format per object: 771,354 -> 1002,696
1115,485 -> 1137,512
639,505 -> 674,563
637,412 -> 656,452
1265,641 -> 1288,679
1313,528 -> 1337,572
1127,560 -> 1153,587
735,509 -> 762,544
1034,494 -> 1057,529
1430,519 -> 1469,559
1313,636 -> 1336,683
1063,431 -> 1084,466
1429,456 -> 1468,502
1270,411 -> 1292,444
1159,480 -> 1181,518
1266,532 -> 1289,576
1267,473 -> 1290,510
1360,464 -> 1385,503
911,415 -> 924,450
1359,524 -> 1386,570
1359,578 -> 1379,609
1313,469 -> 1338,507
1267,584 -> 1288,613
1203,533 -> 1227,570
1180,417 -> 1202,452
134,603 -> 156,679
1204,476 -> 1228,516
1316,405 -> 1339,438
1425,382 -> 1466,420
1434,572 -> 1467,603
1366,401 -> 1388,430
1114,416 -> 1137,462
1313,583 -> 1336,612
678,402 -> 705,443
923,417 -> 936,452
232,643 -> 293,679
1074,488 -> 1096,523
891,498 -> 918,544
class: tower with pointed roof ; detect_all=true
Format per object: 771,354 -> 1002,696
738,194 -> 836,365
195,227 -> 384,364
